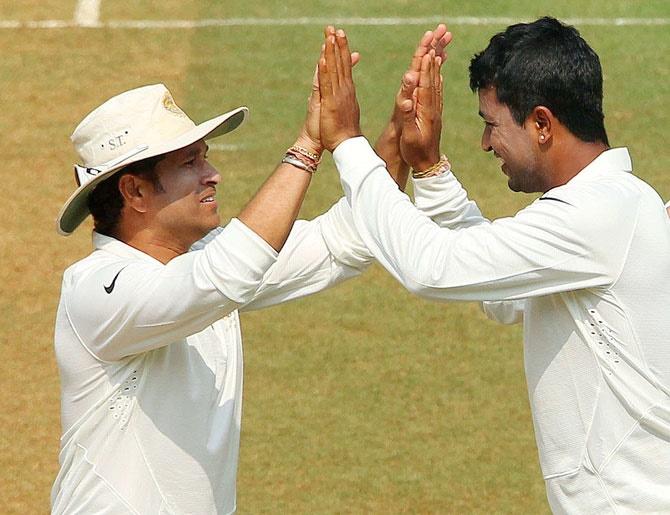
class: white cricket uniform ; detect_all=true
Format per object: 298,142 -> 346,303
335,137 -> 670,514
51,198 -> 375,515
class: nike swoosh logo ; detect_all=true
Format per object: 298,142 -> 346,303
104,267 -> 127,294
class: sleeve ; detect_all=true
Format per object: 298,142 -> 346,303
334,137 -> 636,303
64,218 -> 277,361
411,171 -> 489,230
414,165 -> 523,325
240,197 -> 373,311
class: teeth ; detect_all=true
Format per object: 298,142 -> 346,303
202,196 -> 214,203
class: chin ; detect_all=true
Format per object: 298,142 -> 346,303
507,174 -> 540,194
507,178 -> 525,193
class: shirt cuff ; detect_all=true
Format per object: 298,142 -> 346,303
333,136 -> 388,200
412,169 -> 462,195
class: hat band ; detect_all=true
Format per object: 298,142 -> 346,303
74,144 -> 149,187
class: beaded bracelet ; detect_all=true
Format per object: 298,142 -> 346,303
282,154 -> 317,173
281,144 -> 321,174
290,145 -> 321,162
411,155 -> 450,179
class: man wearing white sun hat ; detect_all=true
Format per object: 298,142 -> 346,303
51,27 -> 452,514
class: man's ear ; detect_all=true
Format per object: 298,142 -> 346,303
532,106 -> 554,145
118,174 -> 150,214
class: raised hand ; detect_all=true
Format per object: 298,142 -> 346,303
298,44 -> 361,157
399,51 -> 444,172
318,26 -> 362,152
374,25 -> 452,187
394,24 -> 452,133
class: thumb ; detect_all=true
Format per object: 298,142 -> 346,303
399,97 -> 416,134
400,98 -> 413,114
397,72 -> 418,103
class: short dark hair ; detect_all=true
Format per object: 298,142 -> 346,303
469,16 -> 609,145
88,155 -> 165,237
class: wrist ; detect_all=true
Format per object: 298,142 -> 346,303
410,152 -> 441,173
282,143 -> 321,174
411,155 -> 450,179
329,131 -> 363,152
294,134 -> 323,159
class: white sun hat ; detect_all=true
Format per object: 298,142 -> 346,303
57,83 -> 248,235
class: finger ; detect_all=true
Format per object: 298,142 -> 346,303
310,64 -> 321,101
313,42 -> 325,89
336,29 -> 353,81
429,24 -> 446,56
433,55 -> 441,110
399,91 -> 416,133
436,31 -> 454,61
418,52 -> 432,93
312,54 -> 321,90
318,54 -> 332,99
324,31 -> 339,91
351,51 -> 361,67
410,30 -> 433,73
396,71 -> 418,111
432,23 -> 448,43
416,53 -> 433,122
438,73 -> 444,115
331,29 -> 344,87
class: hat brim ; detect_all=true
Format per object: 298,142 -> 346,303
57,106 -> 248,235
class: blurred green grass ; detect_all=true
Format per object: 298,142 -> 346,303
1,2 -> 668,513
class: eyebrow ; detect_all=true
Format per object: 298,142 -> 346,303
184,143 -> 209,158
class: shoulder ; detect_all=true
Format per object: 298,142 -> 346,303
535,169 -> 648,224
62,249 -> 155,295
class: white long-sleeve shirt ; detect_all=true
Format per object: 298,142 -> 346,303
411,170 -> 526,325
335,137 -> 670,514
51,198 -> 374,515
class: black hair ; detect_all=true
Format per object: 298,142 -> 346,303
469,16 -> 609,145
87,154 -> 165,237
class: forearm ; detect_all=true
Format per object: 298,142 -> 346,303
374,121 -> 410,191
238,156 -> 313,252
335,137 -> 620,302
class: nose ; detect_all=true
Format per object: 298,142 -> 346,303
481,126 -> 492,152
203,161 -> 221,186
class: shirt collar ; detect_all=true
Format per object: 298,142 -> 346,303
577,147 -> 632,177
92,232 -> 164,265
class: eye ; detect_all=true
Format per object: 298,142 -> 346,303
184,158 -> 196,167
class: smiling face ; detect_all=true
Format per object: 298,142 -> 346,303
478,87 -> 546,193
145,139 -> 221,248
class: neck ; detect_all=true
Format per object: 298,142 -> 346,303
543,137 -> 609,192
114,225 -> 193,264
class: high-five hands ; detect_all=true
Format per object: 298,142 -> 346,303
318,26 -> 362,152
317,24 -> 447,171
299,40 -> 361,157
391,25 -> 452,138
375,25 -> 451,187
399,49 -> 444,172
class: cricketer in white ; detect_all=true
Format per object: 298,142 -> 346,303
51,26 -> 453,514
317,19 -> 670,515
335,138 -> 670,513
52,200 -> 373,514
